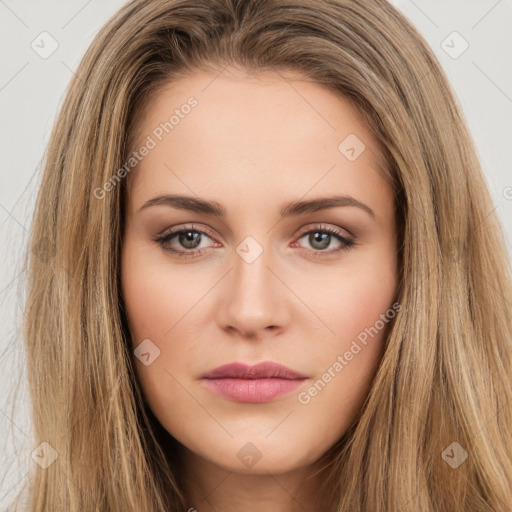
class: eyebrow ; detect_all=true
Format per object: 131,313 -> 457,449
138,194 -> 375,219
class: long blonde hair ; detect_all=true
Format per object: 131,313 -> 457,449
16,0 -> 512,510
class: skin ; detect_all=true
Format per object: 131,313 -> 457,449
121,66 -> 398,512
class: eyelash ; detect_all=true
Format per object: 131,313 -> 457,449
153,223 -> 356,259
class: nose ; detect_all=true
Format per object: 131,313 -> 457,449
216,242 -> 290,340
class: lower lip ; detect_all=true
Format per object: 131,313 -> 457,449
202,377 -> 307,403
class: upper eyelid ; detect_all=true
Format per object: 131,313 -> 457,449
296,223 -> 353,239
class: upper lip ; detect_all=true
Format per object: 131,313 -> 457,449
201,361 -> 308,380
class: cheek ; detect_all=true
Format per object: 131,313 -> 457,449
333,263 -> 396,341
120,242 -> 210,441
121,241 -> 207,341
292,248 -> 397,433
293,243 -> 397,348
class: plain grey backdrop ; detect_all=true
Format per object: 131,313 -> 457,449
1,0 -> 511,507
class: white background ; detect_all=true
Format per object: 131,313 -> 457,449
1,0 -> 511,507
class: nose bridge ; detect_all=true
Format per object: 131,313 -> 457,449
233,234 -> 276,310
218,234 -> 287,336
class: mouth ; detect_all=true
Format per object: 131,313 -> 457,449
200,361 -> 309,403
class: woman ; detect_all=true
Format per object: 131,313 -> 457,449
18,0 -> 512,510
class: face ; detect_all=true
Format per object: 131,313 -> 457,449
121,67 -> 398,476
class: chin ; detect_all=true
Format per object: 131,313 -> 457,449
197,436 -> 322,475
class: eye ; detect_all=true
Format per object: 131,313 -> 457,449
153,223 -> 356,259
293,224 -> 356,255
153,224 -> 219,259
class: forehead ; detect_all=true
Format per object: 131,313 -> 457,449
126,68 -> 390,214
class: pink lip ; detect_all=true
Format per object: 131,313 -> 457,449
201,362 -> 309,403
